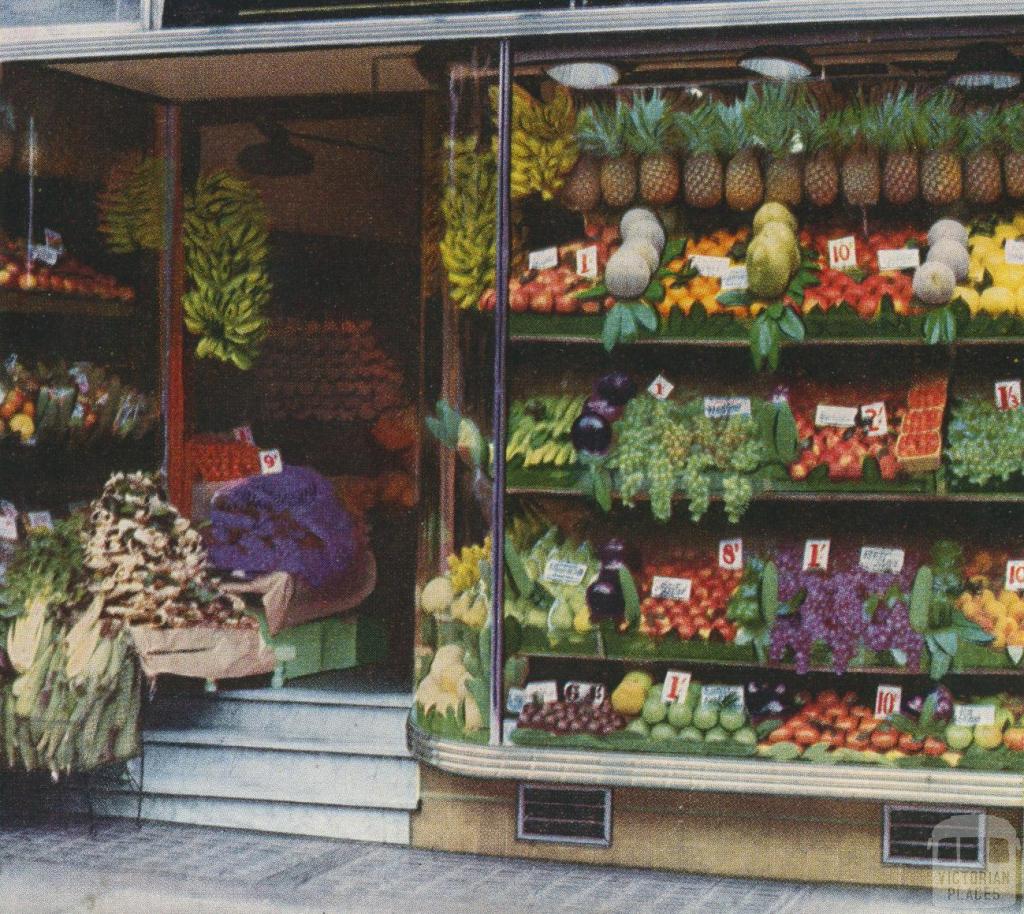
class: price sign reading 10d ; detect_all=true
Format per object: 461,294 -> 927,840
828,236 -> 857,270
1006,560 -> 1024,592
803,539 -> 831,571
874,685 -> 902,719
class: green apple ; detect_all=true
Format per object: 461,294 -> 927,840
677,726 -> 704,742
625,718 -> 650,737
719,707 -> 746,733
704,726 -> 729,743
641,697 -> 667,726
667,702 -> 693,730
944,724 -> 973,751
650,723 -> 677,741
995,708 -> 1014,730
692,705 -> 719,732
732,727 -> 757,746
974,724 -> 1003,751
647,684 -> 664,702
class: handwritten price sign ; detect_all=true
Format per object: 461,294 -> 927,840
803,539 -> 831,571
1006,559 -> 1024,592
648,375 -> 674,400
575,245 -> 599,279
258,449 -> 284,475
995,380 -> 1022,411
719,539 -> 743,571
661,670 -> 692,704
874,685 -> 902,719
860,402 -> 888,437
828,236 -> 857,270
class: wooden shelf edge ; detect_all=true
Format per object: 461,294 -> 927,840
0,289 -> 134,318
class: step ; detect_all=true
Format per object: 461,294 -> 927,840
145,693 -> 412,753
143,728 -> 412,760
91,791 -> 411,843
125,739 -> 420,810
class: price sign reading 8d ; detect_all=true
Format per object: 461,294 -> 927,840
563,681 -> 606,705
719,538 -> 743,570
259,448 -> 283,474
803,539 -> 830,571
1006,560 -> 1024,592
874,685 -> 902,719
995,379 -> 1022,411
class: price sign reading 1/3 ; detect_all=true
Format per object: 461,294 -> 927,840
528,246 -> 559,271
1006,560 -> 1024,592
954,704 -> 996,727
995,379 -> 1022,411
563,681 -> 607,705
575,245 -> 599,279
719,538 -> 743,571
648,375 -> 674,400
661,670 -> 692,704
803,539 -> 831,572
543,559 -> 588,587
874,685 -> 902,720
651,576 -> 692,601
860,402 -> 888,437
258,448 -> 283,475
828,235 -> 857,270
1005,238 -> 1024,266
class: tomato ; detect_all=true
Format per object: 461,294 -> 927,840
897,734 -> 924,754
675,620 -> 696,640
923,736 -> 947,757
834,716 -> 858,734
817,690 -> 840,708
794,725 -> 821,748
768,726 -> 794,744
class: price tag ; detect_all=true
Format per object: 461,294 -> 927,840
543,559 -> 588,586
523,680 -> 559,705
25,511 -> 53,532
703,396 -> 752,419
1009,647 -> 1024,664
995,380 -> 1022,411
258,448 -> 283,474
815,404 -> 858,428
28,244 -> 61,267
719,266 -> 748,291
954,704 -> 996,727
575,245 -> 599,279
719,538 -> 743,571
232,425 -> 255,444
860,402 -> 888,437
651,576 -> 692,601
803,539 -> 831,571
1005,559 -> 1024,592
860,547 -> 905,575
828,236 -> 857,270
691,255 -> 731,278
563,681 -> 606,705
661,670 -> 692,704
0,515 -> 17,541
528,247 -> 559,271
648,375 -> 674,400
1005,239 -> 1024,266
701,684 -> 745,708
876,248 -> 920,271
874,685 -> 902,719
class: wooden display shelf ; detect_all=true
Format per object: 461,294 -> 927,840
510,332 -> 1024,347
0,288 -> 134,318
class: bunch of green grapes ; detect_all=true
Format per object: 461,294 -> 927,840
608,397 -> 654,505
728,432 -> 766,474
722,474 -> 754,523
946,399 -> 1024,487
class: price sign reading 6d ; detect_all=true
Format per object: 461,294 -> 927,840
802,539 -> 831,572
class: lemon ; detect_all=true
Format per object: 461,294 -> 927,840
981,285 -> 1015,313
970,236 -> 997,255
1016,285 -> 1024,316
955,286 -> 981,313
991,263 -> 1024,289
573,609 -> 592,634
995,224 -> 1018,243
983,249 -> 1006,272
1014,213 -> 1024,232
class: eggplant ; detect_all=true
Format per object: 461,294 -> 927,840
583,395 -> 623,424
571,412 -> 612,456
586,577 -> 625,623
595,372 -> 636,407
929,685 -> 954,722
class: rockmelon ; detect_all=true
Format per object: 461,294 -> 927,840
913,261 -> 956,306
927,238 -> 969,283
604,248 -> 652,299
619,207 -> 660,237
753,202 -> 797,235
620,238 -> 660,272
621,218 -> 666,255
927,218 -> 969,248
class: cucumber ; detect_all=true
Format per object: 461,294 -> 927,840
773,403 -> 799,465
766,740 -> 802,761
759,561 -> 780,622
909,566 -> 934,634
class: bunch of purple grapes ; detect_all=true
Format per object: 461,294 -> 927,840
769,544 -> 924,675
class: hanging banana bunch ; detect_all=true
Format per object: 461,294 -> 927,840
97,154 -> 166,253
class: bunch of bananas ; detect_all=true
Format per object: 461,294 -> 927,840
489,85 -> 578,201
447,536 -> 492,594
507,395 -> 585,468
97,154 -> 166,253
439,137 -> 496,310
183,171 -> 271,370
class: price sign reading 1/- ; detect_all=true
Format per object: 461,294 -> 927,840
563,681 -> 607,705
860,402 -> 888,437
648,375 -> 674,400
575,245 -> 599,279
828,236 -> 857,270
874,685 -> 902,720
661,670 -> 692,704
258,448 -> 284,475
803,539 -> 831,572
995,379 -> 1022,411
719,538 -> 743,571
1005,559 -> 1024,592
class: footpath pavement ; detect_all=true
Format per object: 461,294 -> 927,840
0,818 -> 984,914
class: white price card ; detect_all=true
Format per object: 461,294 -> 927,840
701,684 -> 745,708
543,559 -> 588,586
691,255 -> 731,278
703,396 -> 752,419
1010,647 -> 1024,664
874,685 -> 902,719
803,539 -> 831,571
524,681 -> 559,705
876,247 -> 920,271
575,245 -> 599,279
719,266 -> 748,291
828,236 -> 857,270
258,448 -> 283,474
528,247 -> 559,271
661,670 -> 692,704
954,704 -> 996,727
25,511 -> 53,532
0,515 -> 17,541
648,375 -> 674,400
995,379 -> 1022,411
719,538 -> 743,571
1005,560 -> 1024,592
815,404 -> 858,428
860,402 -> 888,437
232,425 -> 255,444
28,244 -> 61,267
860,547 -> 905,575
1005,239 -> 1024,266
651,576 -> 692,601
563,681 -> 606,705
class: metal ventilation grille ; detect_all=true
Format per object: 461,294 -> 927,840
517,784 -> 612,847
883,805 -> 986,869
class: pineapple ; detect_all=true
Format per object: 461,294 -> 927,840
801,106 -> 841,208
560,155 -> 601,212
747,82 -> 803,207
576,99 -> 636,208
877,89 -> 921,206
719,95 -> 764,212
676,103 -> 724,209
919,91 -> 963,207
627,89 -> 680,206
1003,106 -> 1024,201
840,102 -> 881,208
962,109 -> 1002,205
